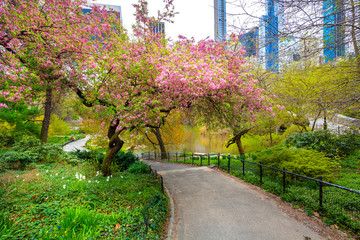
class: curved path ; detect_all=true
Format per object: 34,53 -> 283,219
63,135 -> 90,152
143,160 -> 325,240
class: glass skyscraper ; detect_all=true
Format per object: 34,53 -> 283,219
239,27 -> 259,57
323,0 -> 345,62
214,0 -> 227,42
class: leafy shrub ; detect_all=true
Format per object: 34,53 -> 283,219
71,150 -> 138,172
48,114 -> 71,137
0,136 -> 79,170
0,130 -> 25,149
127,161 -> 150,174
256,145 -> 339,182
285,130 -> 360,158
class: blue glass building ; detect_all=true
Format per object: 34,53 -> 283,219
214,0 -> 227,42
239,27 -> 259,57
264,0 -> 282,72
323,0 -> 345,62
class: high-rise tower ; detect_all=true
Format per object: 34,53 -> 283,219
263,0 -> 283,71
214,0 -> 227,42
323,0 -> 345,62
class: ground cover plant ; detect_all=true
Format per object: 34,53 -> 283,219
0,161 -> 168,239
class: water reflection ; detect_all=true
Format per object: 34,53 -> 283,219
170,128 -> 239,154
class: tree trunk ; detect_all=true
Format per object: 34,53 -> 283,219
323,110 -> 327,130
236,136 -> 245,156
40,86 -> 52,143
101,122 -> 124,176
152,128 -> 167,159
311,110 -> 321,131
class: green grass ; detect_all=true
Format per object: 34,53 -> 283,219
0,163 -> 168,239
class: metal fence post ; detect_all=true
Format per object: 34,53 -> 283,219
227,154 -> 230,173
208,154 -> 210,165
200,155 -> 203,166
242,158 -> 245,175
141,152 -> 144,159
167,152 -> 170,161
192,153 -> 194,165
259,162 -> 263,185
184,152 -> 185,163
155,152 -> 157,161
218,154 -> 220,168
282,167 -> 286,192
319,176 -> 323,210
176,152 -> 178,162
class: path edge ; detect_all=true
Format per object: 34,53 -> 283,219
165,186 -> 175,240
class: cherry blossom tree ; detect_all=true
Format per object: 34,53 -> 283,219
1,0 -> 276,176
0,0 -> 121,142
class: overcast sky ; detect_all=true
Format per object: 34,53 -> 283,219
91,0 -> 216,41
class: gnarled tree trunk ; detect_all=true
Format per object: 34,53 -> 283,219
40,86 -> 52,143
101,122 -> 124,176
226,128 -> 251,156
235,136 -> 245,156
151,128 -> 167,159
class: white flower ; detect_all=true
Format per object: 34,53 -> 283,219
36,173 -> 39,176
96,171 -> 100,177
121,176 -> 124,179
46,170 -> 49,173
55,173 -> 58,176
22,179 -> 25,182
16,175 -> 19,178
62,177 -> 65,179
88,180 -> 91,183
75,173 -> 79,179
139,192 -> 141,195
106,178 -> 109,182
63,184 -> 66,189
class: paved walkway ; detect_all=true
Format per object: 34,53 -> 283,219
144,160 -> 325,240
63,135 -> 90,152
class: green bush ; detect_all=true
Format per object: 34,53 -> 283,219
127,161 -> 150,174
256,146 -> 339,182
48,114 -> 71,137
285,130 -> 360,158
0,136 -> 81,170
0,136 -> 72,169
71,150 -> 138,172
0,130 -> 26,149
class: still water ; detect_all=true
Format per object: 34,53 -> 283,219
169,128 -> 239,154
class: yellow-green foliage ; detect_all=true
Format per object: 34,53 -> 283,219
228,124 -> 303,154
49,114 -> 71,136
256,146 -> 339,182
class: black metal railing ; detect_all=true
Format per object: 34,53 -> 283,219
140,151 -> 360,236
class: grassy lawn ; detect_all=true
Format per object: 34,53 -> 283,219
0,162 -> 168,239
